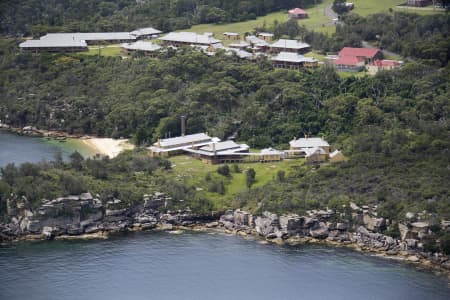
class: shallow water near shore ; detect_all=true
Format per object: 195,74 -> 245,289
0,130 -> 94,166
0,231 -> 449,300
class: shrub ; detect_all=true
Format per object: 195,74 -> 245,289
246,168 -> 256,188
217,165 -> 230,177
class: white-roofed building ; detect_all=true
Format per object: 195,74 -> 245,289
329,150 -> 346,163
257,32 -> 274,41
40,32 -> 136,44
304,147 -> 328,164
148,133 -> 220,157
245,35 -> 270,52
260,148 -> 285,162
121,41 -> 162,56
19,37 -> 88,52
184,140 -> 250,164
228,41 -> 250,49
289,137 -> 330,153
130,27 -> 162,39
159,32 -> 221,47
271,52 -> 318,69
270,39 -> 311,54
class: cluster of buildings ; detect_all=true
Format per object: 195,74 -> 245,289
19,27 -> 162,52
148,117 -> 344,165
19,26 -> 318,70
148,132 -> 344,165
331,47 -> 402,73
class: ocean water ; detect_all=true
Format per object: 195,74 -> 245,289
0,130 -> 93,167
0,231 -> 448,300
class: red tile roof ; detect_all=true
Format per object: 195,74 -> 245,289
339,47 -> 380,59
335,56 -> 364,66
289,8 -> 307,14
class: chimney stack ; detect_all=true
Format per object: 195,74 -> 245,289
180,115 -> 186,136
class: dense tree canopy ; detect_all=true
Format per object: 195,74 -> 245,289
0,0 -> 321,36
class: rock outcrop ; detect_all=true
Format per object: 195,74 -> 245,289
0,192 -> 198,240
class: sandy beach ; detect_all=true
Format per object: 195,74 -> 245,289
82,138 -> 135,158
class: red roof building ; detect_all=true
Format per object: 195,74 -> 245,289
339,47 -> 381,60
288,8 -> 308,19
335,47 -> 383,72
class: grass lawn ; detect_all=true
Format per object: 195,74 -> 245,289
305,51 -> 327,61
185,0 -> 336,36
350,0 -> 404,16
351,0 -> 446,16
78,45 -> 123,57
168,155 -> 304,208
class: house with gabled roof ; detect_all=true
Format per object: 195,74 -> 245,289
288,8 -> 308,19
159,32 -> 221,47
184,140 -> 250,164
335,47 -> 383,72
130,27 -> 162,39
270,39 -> 311,54
271,52 -> 318,69
148,133 -> 221,157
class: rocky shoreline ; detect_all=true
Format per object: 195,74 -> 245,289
1,192 -> 449,279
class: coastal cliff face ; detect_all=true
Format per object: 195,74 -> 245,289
1,193 -> 449,274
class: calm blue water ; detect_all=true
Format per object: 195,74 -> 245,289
0,231 -> 449,300
0,130 -> 90,167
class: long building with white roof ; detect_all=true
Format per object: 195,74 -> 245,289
19,37 -> 88,52
130,27 -> 162,39
159,32 -> 221,47
19,27 -> 162,52
270,39 -> 311,54
148,133 -> 221,157
271,52 -> 318,69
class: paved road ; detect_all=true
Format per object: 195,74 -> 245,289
324,4 -> 338,20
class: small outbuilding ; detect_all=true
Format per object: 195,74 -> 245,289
288,8 -> 308,19
257,32 -> 274,41
329,150 -> 346,163
223,32 -> 241,40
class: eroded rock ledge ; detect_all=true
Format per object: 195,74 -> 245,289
1,194 -> 449,276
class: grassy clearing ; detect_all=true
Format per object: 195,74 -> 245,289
351,0 -> 446,16
186,0 -> 336,36
350,0 -> 404,16
78,45 -> 123,57
168,155 -> 304,207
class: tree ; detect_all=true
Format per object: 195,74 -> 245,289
69,151 -> 84,170
332,0 -> 349,15
217,165 -> 230,177
246,168 -> 256,188
276,170 -> 285,182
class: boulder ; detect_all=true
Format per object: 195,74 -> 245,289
220,210 -> 234,223
405,212 -> 415,220
84,224 -> 101,234
279,215 -> 304,235
42,226 -> 58,240
309,222 -> 329,239
105,208 -> 128,217
233,210 -> 252,227
27,220 -> 42,233
255,212 -> 279,237
363,214 -> 386,232
336,223 -> 347,231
